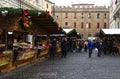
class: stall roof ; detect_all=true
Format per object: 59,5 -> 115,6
63,28 -> 74,33
101,29 -> 120,35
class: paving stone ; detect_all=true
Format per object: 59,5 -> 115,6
0,49 -> 120,79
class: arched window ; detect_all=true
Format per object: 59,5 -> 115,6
104,23 -> 107,28
65,22 -> 68,26
74,22 -> 76,28
74,12 -> 76,19
65,12 -> 68,18
88,23 -> 91,29
81,22 -> 84,28
97,22 -> 100,28
97,13 -> 100,19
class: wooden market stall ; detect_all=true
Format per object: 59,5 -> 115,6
100,29 -> 120,54
0,8 -> 63,73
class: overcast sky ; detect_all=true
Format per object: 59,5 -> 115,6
49,0 -> 110,6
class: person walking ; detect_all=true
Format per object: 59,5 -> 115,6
37,43 -> 42,58
84,40 -> 88,52
94,40 -> 102,57
49,38 -> 57,59
88,40 -> 94,58
61,38 -> 68,58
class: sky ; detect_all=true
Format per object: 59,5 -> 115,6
49,0 -> 110,6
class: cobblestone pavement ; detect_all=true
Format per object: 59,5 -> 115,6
0,50 -> 120,79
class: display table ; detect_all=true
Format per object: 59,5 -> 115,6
56,47 -> 61,54
15,50 -> 36,67
0,51 -> 12,71
38,48 -> 49,58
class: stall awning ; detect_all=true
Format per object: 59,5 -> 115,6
101,29 -> 120,35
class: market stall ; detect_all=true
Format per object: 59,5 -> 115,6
0,50 -> 12,72
100,29 -> 120,54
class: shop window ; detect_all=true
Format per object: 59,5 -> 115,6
74,22 -> 76,28
65,12 -> 68,18
97,22 -> 100,28
81,22 -> 84,29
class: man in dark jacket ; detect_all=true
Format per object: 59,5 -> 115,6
61,38 -> 68,58
50,38 -> 57,59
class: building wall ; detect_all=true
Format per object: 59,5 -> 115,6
110,0 -> 120,28
54,4 -> 109,38
44,0 -> 53,14
0,0 -> 49,10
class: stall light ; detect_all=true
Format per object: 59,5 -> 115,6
38,12 -> 41,16
1,11 -> 5,14
8,32 -> 13,35
4,10 -> 8,13
28,16 -> 31,18
1,10 -> 8,16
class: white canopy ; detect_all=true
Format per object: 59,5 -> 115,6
101,29 -> 120,35
63,28 -> 74,33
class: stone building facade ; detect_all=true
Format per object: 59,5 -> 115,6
110,0 -> 120,28
54,4 -> 110,38
0,0 -> 53,13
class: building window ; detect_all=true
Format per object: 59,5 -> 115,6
81,34 -> 83,38
81,22 -> 84,29
88,23 -> 91,29
97,22 -> 100,28
36,0 -> 39,3
104,13 -> 107,19
56,16 -> 58,20
88,12 -> 91,19
104,23 -> 107,28
97,13 -> 100,19
74,12 -> 76,19
88,34 -> 91,37
46,4 -> 49,9
74,22 -> 76,28
65,22 -> 68,26
65,12 -> 68,18
81,13 -> 84,19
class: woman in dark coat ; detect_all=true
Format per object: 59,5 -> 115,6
61,38 -> 68,58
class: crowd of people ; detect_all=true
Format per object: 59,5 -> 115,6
44,37 -> 120,59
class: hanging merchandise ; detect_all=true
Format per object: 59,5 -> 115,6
20,9 -> 32,31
